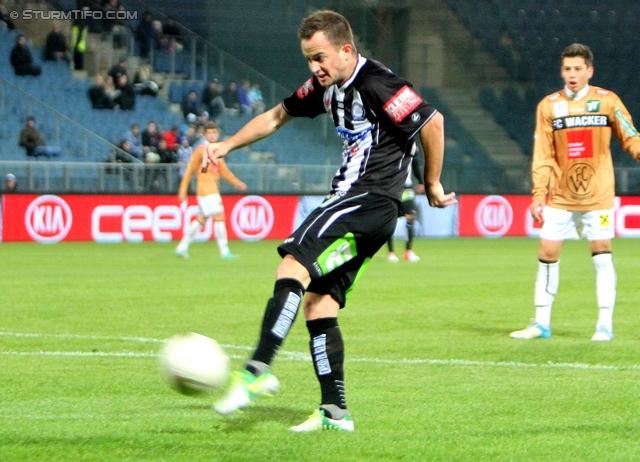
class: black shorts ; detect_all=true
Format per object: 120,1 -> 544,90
278,191 -> 398,307
398,188 -> 417,217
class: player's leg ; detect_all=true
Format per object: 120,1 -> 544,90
511,206 -> 575,339
403,212 -> 420,262
175,211 -> 207,258
290,291 -> 355,432
212,209 -> 237,259
583,209 -> 616,340
387,237 -> 399,262
213,255 -> 310,414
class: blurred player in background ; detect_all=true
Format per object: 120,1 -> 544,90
204,10 -> 456,432
175,122 -> 246,260
511,43 -> 640,342
387,154 -> 424,262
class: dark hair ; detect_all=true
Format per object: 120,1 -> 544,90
297,10 -> 355,52
204,121 -> 219,131
562,43 -> 593,67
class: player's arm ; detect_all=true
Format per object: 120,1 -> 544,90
411,152 -> 425,194
202,104 -> 293,171
531,101 -> 559,222
178,147 -> 200,201
419,112 -> 457,208
609,94 -> 640,161
219,159 -> 247,191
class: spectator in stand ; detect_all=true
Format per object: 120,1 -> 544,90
109,57 -> 128,89
133,60 -> 160,96
161,16 -> 183,52
202,79 -> 225,121
156,139 -> 176,163
19,116 -> 62,158
176,135 -> 193,178
123,123 -> 144,160
181,90 -> 204,121
223,81 -> 241,113
142,121 -> 161,152
43,24 -> 71,64
10,35 -> 41,77
163,125 -> 180,153
237,79 -> 253,114
104,75 -> 119,107
108,139 -> 137,163
137,11 -> 160,59
0,2 -> 16,30
71,13 -> 89,70
114,74 -> 136,110
5,173 -> 17,193
248,82 -> 266,114
88,74 -> 115,109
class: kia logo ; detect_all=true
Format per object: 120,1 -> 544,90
25,195 -> 72,243
475,195 -> 513,237
231,196 -> 274,241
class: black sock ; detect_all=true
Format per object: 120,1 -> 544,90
307,317 -> 346,410
249,278 -> 304,369
406,218 -> 414,251
388,237 -> 394,253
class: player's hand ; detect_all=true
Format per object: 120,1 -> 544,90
201,142 -> 230,173
634,150 -> 640,162
236,181 -> 247,192
530,197 -> 546,223
426,182 -> 457,208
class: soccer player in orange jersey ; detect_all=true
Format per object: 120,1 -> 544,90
511,43 -> 640,341
175,122 -> 246,259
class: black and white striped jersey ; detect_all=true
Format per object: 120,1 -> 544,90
282,55 -> 438,201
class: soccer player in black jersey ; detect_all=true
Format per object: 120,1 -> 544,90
204,10 -> 457,432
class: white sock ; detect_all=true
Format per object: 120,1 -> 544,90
534,260 -> 559,327
593,253 -> 616,330
214,221 -> 230,256
178,220 -> 202,250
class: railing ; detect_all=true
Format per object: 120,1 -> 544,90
2,161 -> 639,196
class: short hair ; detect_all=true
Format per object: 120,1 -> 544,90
297,10 -> 356,52
562,43 -> 593,67
204,121 -> 219,132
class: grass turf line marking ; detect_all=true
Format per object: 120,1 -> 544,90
3,331 -> 640,371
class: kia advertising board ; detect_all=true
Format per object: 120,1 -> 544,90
459,195 -> 640,237
1,195 -> 298,243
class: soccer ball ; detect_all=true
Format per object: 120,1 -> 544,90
159,332 -> 231,396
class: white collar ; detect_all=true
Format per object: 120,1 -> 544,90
565,85 -> 590,101
338,54 -> 367,91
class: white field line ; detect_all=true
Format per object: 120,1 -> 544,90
1,331 -> 640,372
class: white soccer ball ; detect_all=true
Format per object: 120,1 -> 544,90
159,332 -> 231,396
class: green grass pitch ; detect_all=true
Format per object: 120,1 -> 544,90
1,238 -> 640,461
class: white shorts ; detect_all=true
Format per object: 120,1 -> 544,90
198,194 -> 224,217
540,206 -> 614,241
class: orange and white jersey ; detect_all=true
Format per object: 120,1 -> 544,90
532,85 -> 640,210
178,143 -> 243,198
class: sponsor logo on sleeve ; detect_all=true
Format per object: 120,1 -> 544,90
383,85 -> 423,123
296,78 -> 315,99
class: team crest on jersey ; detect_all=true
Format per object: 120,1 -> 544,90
296,78 -> 314,99
383,85 -> 422,123
553,101 -> 568,118
352,102 -> 365,121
